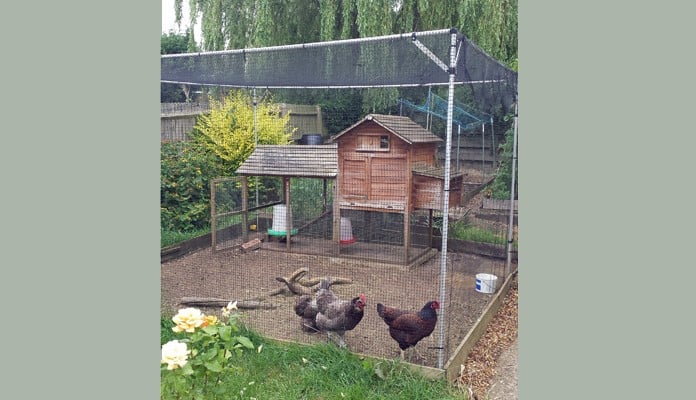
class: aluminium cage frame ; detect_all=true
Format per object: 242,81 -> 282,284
162,28 -> 519,369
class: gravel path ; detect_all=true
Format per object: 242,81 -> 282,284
456,275 -> 518,399
487,337 -> 518,400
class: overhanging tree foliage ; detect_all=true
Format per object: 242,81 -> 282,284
172,0 -> 517,113
161,31 -> 192,102
174,0 -> 517,68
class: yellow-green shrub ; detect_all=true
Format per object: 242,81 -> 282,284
191,90 -> 294,176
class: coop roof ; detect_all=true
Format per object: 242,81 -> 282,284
328,114 -> 442,145
412,163 -> 464,179
236,144 -> 338,178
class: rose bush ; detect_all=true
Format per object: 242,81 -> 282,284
161,302 -> 258,399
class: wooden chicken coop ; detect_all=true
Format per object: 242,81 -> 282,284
328,114 -> 463,262
235,114 -> 463,265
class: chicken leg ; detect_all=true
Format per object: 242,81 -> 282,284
326,331 -> 347,348
398,347 -> 424,362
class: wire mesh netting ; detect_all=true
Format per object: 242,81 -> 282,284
161,29 -> 518,371
161,29 -> 517,115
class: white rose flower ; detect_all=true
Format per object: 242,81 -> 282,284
172,307 -> 206,333
161,340 -> 190,370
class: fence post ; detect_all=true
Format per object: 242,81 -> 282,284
242,176 -> 248,243
211,178 -> 217,252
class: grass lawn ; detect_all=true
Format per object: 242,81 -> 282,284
161,318 -> 468,400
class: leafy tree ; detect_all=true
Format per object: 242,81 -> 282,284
488,117 -> 517,199
191,90 -> 294,176
455,0 -> 518,66
161,31 -> 189,54
318,89 -> 364,135
177,0 -> 321,51
161,31 -> 194,102
172,0 -> 517,69
169,0 -> 517,116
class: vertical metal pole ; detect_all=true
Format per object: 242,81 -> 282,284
505,99 -> 519,277
490,116 -> 496,167
426,86 -> 432,130
284,177 -> 291,251
242,176 -> 248,243
437,30 -> 457,369
456,124 -> 461,172
253,88 -> 260,227
211,178 -> 217,252
481,123 -> 486,182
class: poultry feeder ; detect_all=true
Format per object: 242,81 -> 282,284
339,217 -> 356,244
268,204 -> 297,237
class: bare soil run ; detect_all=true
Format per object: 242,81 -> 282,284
161,245 -> 506,369
161,186 -> 518,392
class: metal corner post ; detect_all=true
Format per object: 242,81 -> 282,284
505,99 -> 519,277
437,30 -> 458,369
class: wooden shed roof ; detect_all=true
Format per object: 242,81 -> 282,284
412,163 -> 464,179
328,114 -> 442,144
236,144 -> 338,178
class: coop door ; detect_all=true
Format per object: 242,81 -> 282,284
342,159 -> 368,199
370,157 -> 406,201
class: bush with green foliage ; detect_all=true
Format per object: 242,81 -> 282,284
161,141 -> 222,232
489,117 -> 517,200
161,91 -> 293,237
161,304 -> 257,399
191,90 -> 293,176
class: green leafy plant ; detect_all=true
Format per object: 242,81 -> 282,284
489,117 -> 517,200
191,90 -> 294,177
161,91 -> 293,242
160,141 -> 223,233
160,318 -> 469,399
289,178 -> 333,221
160,303 -> 258,399
449,218 -> 506,245
432,215 -> 511,246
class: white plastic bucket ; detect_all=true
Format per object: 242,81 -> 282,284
271,204 -> 293,233
475,273 -> 498,294
339,217 -> 356,244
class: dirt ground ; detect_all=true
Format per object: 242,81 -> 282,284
161,244 -> 508,369
161,186 -> 517,385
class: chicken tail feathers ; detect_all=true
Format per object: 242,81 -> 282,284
376,303 -> 385,317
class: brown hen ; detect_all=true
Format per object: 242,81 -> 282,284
376,300 -> 440,360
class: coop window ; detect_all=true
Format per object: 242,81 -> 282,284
357,135 -> 389,151
380,135 -> 389,149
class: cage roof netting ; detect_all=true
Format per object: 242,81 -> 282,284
161,28 -> 517,114
399,91 -> 493,130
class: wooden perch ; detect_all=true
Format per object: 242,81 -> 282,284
275,267 -> 314,295
180,298 -> 278,309
298,277 -> 353,287
275,267 -> 353,294
179,268 -> 354,310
